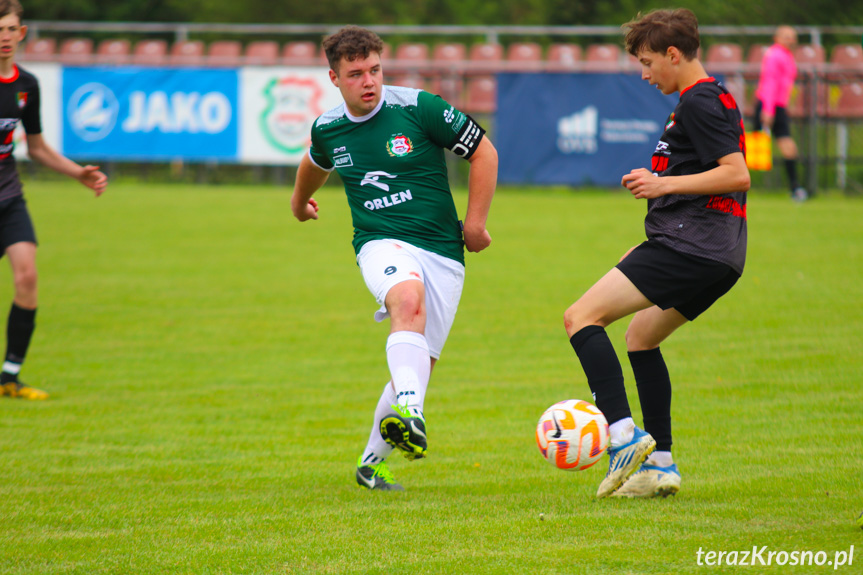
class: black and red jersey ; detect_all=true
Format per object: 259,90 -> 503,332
0,64 -> 41,202
646,77 -> 748,274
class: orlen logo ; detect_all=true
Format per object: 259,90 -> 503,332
68,83 -> 119,142
122,91 -> 232,134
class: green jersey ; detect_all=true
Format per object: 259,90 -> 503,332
309,85 -> 484,265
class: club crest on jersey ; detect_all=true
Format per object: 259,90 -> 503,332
16,92 -> 28,109
387,135 -> 413,157
665,113 -> 676,131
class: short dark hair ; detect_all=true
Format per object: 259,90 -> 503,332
322,26 -> 384,73
0,0 -> 23,20
623,9 -> 700,60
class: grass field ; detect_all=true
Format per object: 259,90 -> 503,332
1,180 -> 861,574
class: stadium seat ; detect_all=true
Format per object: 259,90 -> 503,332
547,43 -> 582,70
706,43 -> 743,73
831,82 -> 863,118
281,41 -> 318,66
468,43 -> 503,71
208,40 -> 243,67
132,39 -> 168,66
391,43 -> 429,91
506,42 -> 542,71
244,41 -> 279,66
430,43 -> 467,106
828,44 -> 863,80
58,38 -> 94,65
794,44 -> 825,69
463,76 -> 496,114
744,44 -> 769,80
584,43 -> 621,72
170,40 -> 205,66
95,39 -> 131,65
22,37 -> 56,62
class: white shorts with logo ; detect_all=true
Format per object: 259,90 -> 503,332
357,239 -> 465,359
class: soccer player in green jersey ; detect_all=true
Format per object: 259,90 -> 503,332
291,26 -> 498,490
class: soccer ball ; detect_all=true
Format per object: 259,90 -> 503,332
536,399 -> 609,471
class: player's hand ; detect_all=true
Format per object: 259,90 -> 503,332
296,198 -> 319,221
463,224 -> 491,253
621,168 -> 668,200
79,165 -> 107,197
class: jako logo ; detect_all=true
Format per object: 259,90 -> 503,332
122,91 -> 232,134
68,83 -> 120,142
557,106 -> 598,154
360,171 -> 397,192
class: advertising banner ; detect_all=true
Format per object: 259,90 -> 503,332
14,62 -> 62,160
62,67 -> 238,161
239,67 -> 343,165
496,73 -> 678,186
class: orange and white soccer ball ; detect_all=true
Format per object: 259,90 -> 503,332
536,399 -> 609,471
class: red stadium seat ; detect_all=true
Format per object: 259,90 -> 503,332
58,38 -> 93,65
831,82 -> 863,118
244,41 -> 279,66
468,43 -> 503,71
132,39 -> 168,66
744,44 -> 769,80
547,43 -> 582,70
706,43 -> 743,74
22,37 -> 56,62
208,40 -> 243,67
281,41 -> 318,66
95,39 -> 131,65
794,44 -> 825,69
506,42 -> 542,71
584,43 -> 621,72
828,44 -> 863,80
463,76 -> 496,114
391,43 -> 429,91
170,40 -> 205,66
430,43 -> 467,106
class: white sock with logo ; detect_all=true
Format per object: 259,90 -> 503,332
646,450 -> 673,468
360,381 -> 398,466
386,330 -> 430,416
608,417 -> 635,448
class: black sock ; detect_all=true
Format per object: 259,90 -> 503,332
569,325 -> 631,424
784,158 -> 800,190
628,348 -> 672,452
1,303 -> 37,384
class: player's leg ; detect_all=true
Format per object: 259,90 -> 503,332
564,266 -> 657,497
1,235 -> 46,400
773,106 -> 807,200
612,306 -> 687,498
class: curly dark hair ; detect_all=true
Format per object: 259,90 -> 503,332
623,9 -> 700,60
322,26 -> 384,73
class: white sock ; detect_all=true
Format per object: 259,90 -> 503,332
608,417 -> 635,448
386,331 -> 430,411
360,381 -> 397,466
646,450 -> 674,467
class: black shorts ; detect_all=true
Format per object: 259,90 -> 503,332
753,99 -> 791,139
0,195 -> 38,255
616,240 -> 740,321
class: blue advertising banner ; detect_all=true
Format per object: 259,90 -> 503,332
62,67 -> 238,161
496,73 -> 678,186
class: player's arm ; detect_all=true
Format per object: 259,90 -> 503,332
621,152 -> 750,199
291,152 -> 330,222
25,133 -> 107,197
463,136 -> 497,253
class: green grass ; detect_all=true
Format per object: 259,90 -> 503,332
1,181 -> 861,574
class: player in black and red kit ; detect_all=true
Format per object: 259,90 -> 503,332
0,0 -> 107,400
562,8 -> 750,498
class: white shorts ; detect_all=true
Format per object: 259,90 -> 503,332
357,239 -> 465,359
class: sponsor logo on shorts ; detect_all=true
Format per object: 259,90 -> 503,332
384,266 -> 397,275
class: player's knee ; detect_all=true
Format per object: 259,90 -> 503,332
563,304 -> 587,335
625,326 -> 654,352
14,267 -> 38,296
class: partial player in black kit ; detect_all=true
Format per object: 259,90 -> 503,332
562,8 -> 750,498
0,0 -> 108,400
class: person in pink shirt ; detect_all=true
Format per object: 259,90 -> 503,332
754,25 -> 809,201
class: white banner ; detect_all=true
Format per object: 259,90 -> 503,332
239,67 -> 343,165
